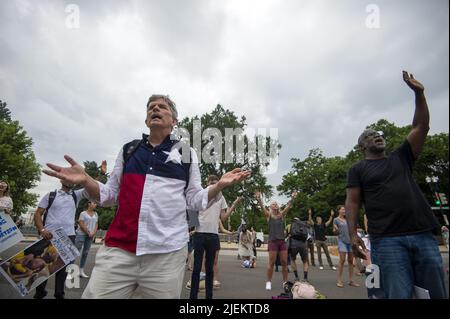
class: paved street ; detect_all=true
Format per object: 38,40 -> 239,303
1,242 -> 448,299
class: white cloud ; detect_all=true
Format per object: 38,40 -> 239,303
0,0 -> 448,204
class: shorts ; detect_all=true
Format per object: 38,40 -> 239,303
268,239 -> 287,252
338,241 -> 352,253
290,241 -> 308,262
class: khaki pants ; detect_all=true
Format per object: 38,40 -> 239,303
82,245 -> 187,299
315,240 -> 334,267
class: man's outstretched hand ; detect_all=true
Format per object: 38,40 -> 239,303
43,155 -> 89,186
100,160 -> 107,175
403,70 -> 424,93
217,168 -> 251,190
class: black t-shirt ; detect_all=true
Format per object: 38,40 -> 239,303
314,224 -> 327,241
346,140 -> 439,237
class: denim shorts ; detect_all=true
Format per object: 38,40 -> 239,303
338,240 -> 352,253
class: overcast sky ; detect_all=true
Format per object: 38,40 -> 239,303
1,0 -> 448,207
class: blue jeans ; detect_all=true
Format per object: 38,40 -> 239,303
371,231 -> 448,299
190,233 -> 219,299
75,234 -> 93,268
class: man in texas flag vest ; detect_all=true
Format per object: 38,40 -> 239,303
43,94 -> 250,298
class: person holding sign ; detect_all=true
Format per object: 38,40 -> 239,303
33,181 -> 87,299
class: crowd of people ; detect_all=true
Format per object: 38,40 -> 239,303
1,71 -> 448,299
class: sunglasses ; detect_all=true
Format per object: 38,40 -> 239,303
364,130 -> 385,140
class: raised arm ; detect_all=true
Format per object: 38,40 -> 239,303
255,191 -> 270,219
325,209 -> 335,227
345,187 -> 366,259
308,208 -> 314,225
403,71 -> 429,159
95,160 -> 108,183
208,169 -> 251,202
218,220 -> 234,235
281,192 -> 298,217
221,196 -> 242,221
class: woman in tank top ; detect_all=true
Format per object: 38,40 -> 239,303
255,191 -> 297,291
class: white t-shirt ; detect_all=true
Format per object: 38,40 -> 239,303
38,189 -> 86,236
77,211 -> 98,235
196,195 -> 228,234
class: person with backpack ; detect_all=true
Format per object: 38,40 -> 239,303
255,190 -> 297,291
306,221 -> 316,267
308,208 -> 336,270
43,94 -> 250,299
287,217 -> 310,282
32,181 -> 86,299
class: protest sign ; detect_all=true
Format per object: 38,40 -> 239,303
0,212 -> 24,253
0,228 -> 79,296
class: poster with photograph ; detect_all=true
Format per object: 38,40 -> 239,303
0,212 -> 24,253
0,228 -> 79,296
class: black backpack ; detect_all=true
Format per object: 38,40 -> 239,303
290,219 -> 308,241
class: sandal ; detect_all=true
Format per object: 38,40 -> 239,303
349,281 -> 360,287
336,282 -> 344,288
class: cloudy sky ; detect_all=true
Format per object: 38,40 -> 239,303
1,0 -> 448,205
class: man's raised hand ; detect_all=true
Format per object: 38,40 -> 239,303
43,155 -> 89,186
403,70 -> 424,93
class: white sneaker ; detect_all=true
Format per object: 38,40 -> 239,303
265,281 -> 272,290
319,266 -> 324,270
79,269 -> 89,278
332,266 -> 337,271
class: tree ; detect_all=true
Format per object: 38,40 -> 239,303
0,100 -> 12,122
277,149 -> 354,231
177,104 -> 280,232
0,100 -> 41,217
